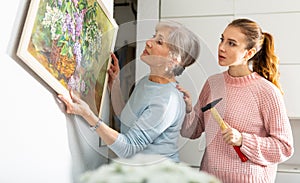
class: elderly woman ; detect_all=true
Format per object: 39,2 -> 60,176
58,20 -> 200,162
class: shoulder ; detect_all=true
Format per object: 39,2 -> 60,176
154,84 -> 183,102
250,75 -> 285,109
200,72 -> 226,96
206,72 -> 226,87
207,72 -> 225,81
253,74 -> 282,97
136,75 -> 149,85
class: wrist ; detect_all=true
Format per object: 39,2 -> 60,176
186,108 -> 192,113
90,118 -> 103,131
186,106 -> 192,113
83,109 -> 94,121
237,133 -> 243,146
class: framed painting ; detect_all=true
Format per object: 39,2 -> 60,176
17,0 -> 118,116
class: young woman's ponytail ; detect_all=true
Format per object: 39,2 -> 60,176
252,32 -> 283,94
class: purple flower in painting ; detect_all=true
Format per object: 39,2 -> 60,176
72,0 -> 78,7
82,8 -> 87,15
58,0 -> 62,7
68,74 -> 86,93
68,75 -> 80,91
62,20 -> 67,33
80,80 -> 86,92
65,13 -> 76,41
67,75 -> 76,90
64,13 -> 71,32
73,41 -> 82,68
74,12 -> 84,37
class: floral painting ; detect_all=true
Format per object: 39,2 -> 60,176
17,0 -> 118,115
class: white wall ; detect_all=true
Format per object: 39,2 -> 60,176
0,0 -> 113,183
136,0 -> 160,80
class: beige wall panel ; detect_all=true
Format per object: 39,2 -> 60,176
161,0 -> 234,17
280,65 -> 300,118
235,0 -> 300,14
162,16 -> 233,63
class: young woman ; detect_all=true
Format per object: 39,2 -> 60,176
178,18 -> 294,182
58,20 -> 200,162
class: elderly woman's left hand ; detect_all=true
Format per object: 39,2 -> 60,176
108,53 -> 120,91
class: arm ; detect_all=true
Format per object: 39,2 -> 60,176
58,89 -> 179,158
58,90 -> 119,145
180,99 -> 204,139
178,81 -> 211,139
108,53 -> 126,117
240,89 -> 294,166
109,92 -> 181,158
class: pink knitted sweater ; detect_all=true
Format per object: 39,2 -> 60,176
181,71 -> 294,183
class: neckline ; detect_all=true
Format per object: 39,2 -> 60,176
224,71 -> 260,86
148,75 -> 176,84
146,77 -> 177,87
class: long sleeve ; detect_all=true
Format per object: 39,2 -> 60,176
180,79 -> 212,139
108,77 -> 186,162
180,94 -> 205,139
109,95 -> 178,157
240,83 -> 294,166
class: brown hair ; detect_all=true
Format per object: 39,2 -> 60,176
228,18 -> 283,94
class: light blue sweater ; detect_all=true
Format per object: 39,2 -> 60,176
108,76 -> 185,162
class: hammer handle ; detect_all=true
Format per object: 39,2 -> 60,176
210,108 -> 248,162
210,108 -> 228,130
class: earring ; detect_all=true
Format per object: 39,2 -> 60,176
176,54 -> 182,63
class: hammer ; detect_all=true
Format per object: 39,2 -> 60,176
201,98 -> 248,162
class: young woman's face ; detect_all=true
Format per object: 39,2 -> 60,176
140,27 -> 171,68
218,26 -> 249,67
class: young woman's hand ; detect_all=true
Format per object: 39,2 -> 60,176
176,84 -> 193,113
108,53 -> 120,91
221,122 -> 243,146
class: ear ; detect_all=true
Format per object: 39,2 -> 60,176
168,51 -> 181,65
244,48 -> 257,61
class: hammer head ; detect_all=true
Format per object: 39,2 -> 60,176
201,98 -> 222,112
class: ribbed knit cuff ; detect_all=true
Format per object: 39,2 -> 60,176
239,132 -> 256,158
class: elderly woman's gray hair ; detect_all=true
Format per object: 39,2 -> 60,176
156,20 -> 201,76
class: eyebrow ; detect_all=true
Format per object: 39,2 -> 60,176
156,33 -> 165,39
221,34 -> 237,43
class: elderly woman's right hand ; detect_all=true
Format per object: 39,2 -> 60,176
108,53 -> 120,91
176,85 -> 193,113
58,90 -> 93,121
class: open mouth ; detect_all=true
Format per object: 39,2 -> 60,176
143,49 -> 149,55
219,55 -> 225,60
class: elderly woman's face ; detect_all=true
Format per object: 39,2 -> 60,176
140,27 -> 171,67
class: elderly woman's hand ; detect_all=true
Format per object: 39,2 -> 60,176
58,90 -> 92,119
108,53 -> 120,91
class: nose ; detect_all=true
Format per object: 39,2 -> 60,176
218,42 -> 225,52
146,38 -> 154,48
